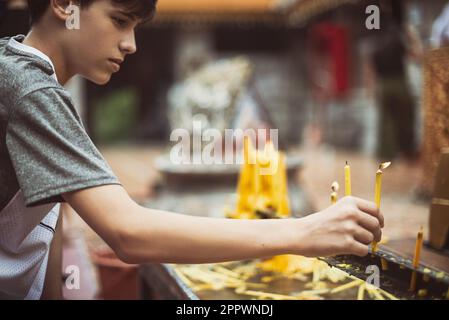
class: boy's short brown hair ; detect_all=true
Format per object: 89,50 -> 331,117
27,0 -> 157,25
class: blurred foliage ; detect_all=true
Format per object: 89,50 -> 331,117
93,87 -> 138,145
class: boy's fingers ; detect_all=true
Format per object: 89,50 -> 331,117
357,211 -> 382,240
350,241 -> 369,257
375,229 -> 382,242
354,197 -> 384,228
353,226 -> 374,245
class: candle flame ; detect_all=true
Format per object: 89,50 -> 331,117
379,162 -> 391,170
346,161 -> 349,166
331,181 -> 340,192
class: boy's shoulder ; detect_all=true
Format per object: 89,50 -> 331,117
0,36 -> 63,107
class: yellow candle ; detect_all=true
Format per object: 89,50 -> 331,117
277,152 -> 290,217
344,161 -> 351,196
412,226 -> 424,268
236,136 -> 257,218
371,162 -> 391,253
331,192 -> 337,204
410,226 -> 424,291
380,258 -> 388,271
330,181 -> 339,204
371,168 -> 382,253
236,137 -> 251,214
374,168 -> 382,208
357,283 -> 365,300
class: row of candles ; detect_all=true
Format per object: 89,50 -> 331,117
330,161 -> 424,293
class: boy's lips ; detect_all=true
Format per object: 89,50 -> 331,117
108,58 -> 123,72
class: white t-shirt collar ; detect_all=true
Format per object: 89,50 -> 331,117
9,35 -> 58,82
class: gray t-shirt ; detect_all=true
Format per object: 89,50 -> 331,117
0,35 -> 121,209
0,35 -> 121,299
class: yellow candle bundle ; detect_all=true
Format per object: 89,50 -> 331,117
232,137 -> 290,219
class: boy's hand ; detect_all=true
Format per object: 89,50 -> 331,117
295,196 -> 384,257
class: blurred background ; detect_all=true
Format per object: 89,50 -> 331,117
1,0 -> 448,299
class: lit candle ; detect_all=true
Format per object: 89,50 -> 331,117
372,162 -> 391,253
375,167 -> 382,208
410,226 -> 424,292
344,161 -> 351,196
331,181 -> 339,204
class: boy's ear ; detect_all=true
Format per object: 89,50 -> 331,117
49,0 -> 78,22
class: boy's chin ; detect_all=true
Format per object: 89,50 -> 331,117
86,72 -> 112,85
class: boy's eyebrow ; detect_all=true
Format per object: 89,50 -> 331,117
114,9 -> 138,21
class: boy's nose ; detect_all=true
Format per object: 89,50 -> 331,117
119,32 -> 137,55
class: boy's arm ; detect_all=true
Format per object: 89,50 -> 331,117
62,185 -> 383,264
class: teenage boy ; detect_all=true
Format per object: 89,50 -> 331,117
0,0 -> 383,299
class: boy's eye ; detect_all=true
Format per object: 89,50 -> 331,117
112,16 -> 128,28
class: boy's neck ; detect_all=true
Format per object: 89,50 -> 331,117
23,28 -> 73,85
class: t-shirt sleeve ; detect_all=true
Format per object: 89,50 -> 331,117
6,86 -> 121,207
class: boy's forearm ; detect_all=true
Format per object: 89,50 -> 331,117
117,207 -> 299,264
65,184 -> 302,264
